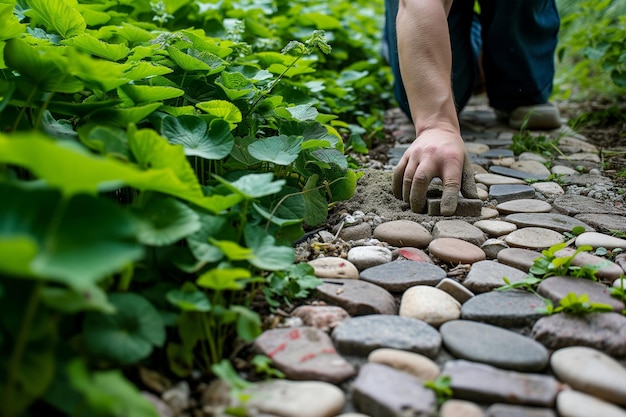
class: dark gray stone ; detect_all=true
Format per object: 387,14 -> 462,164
359,260 -> 446,293
488,185 -> 537,203
489,166 -> 549,181
440,320 -> 549,372
481,149 -> 515,159
442,360 -> 559,406
427,197 -> 483,217
574,213 -> 626,233
497,248 -> 541,272
351,363 -> 437,417
505,212 -> 594,233
314,279 -> 398,316
463,260 -> 528,294
486,403 -> 556,417
561,173 -> 613,187
338,222 -> 372,241
531,312 -> 626,358
253,327 -> 356,384
537,276 -> 625,312
331,315 -> 441,358
461,290 -> 545,328
552,194 -> 626,216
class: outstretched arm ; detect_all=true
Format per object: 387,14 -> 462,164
392,0 -> 478,215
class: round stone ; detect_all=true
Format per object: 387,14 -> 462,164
461,289 -> 545,328
436,278 -> 475,304
428,238 -> 486,264
440,320 -> 549,371
575,232 -> 626,250
440,400 -> 484,417
496,199 -> 553,214
473,219 -> 517,237
308,257 -> 359,279
551,346 -> 626,406
465,142 -> 490,155
432,220 -> 487,246
475,173 -> 526,186
504,227 -> 564,249
399,286 -> 461,327
557,390 -> 626,417
368,348 -> 440,380
497,247 -> 541,272
373,220 -> 432,248
480,238 -> 509,260
505,212 -> 594,233
510,160 -> 552,177
347,246 -> 393,271
359,260 -> 446,292
551,165 -> 577,175
519,152 -> 548,163
532,181 -> 565,198
481,207 -> 499,219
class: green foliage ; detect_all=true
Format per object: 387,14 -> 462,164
555,0 -> 626,101
263,262 -> 323,309
424,375 -> 453,406
250,354 -> 286,379
538,292 -> 614,315
510,116 -> 561,157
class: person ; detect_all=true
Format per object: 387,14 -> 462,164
385,0 -> 561,215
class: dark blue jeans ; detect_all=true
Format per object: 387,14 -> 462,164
384,0 -> 560,118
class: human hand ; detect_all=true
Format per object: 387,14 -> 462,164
392,128 -> 478,215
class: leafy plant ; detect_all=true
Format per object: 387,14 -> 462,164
424,375 -> 453,406
250,354 -> 286,379
537,292 -> 614,315
263,262 -> 323,309
510,115 -> 562,158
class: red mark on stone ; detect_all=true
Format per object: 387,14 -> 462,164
267,343 -> 287,358
288,329 -> 300,340
321,347 -> 336,354
339,262 -> 346,267
300,352 -> 317,362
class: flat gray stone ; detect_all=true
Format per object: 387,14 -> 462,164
292,305 -> 351,332
473,219 -> 518,237
347,246 -> 393,271
574,213 -> 626,233
442,360 -> 559,407
397,247 -> 435,263
332,315 -> 441,358
489,165 -> 549,181
481,238 -> 509,260
428,238 -> 487,264
489,184 -> 537,203
373,220 -> 432,248
432,220 -> 487,246
481,149 -> 515,159
537,276 -> 625,312
476,173 -> 526,186
531,312 -> 626,358
461,290 -> 545,328
399,286 -> 461,328
436,277 -> 475,304
505,213 -> 594,233
575,231 -> 626,250
466,142 -> 490,155
553,195 -> 626,216
496,199 -> 552,215
427,197 -> 484,217
551,165 -> 577,175
556,390 -> 626,417
245,380 -> 345,417
440,320 -> 549,371
314,279 -> 398,316
531,182 -> 565,198
338,222 -> 372,241
561,173 -> 612,187
551,346 -> 626,406
519,152 -> 549,163
463,260 -> 528,294
351,363 -> 437,417
253,327 -> 356,384
504,227 -> 564,250
359,260 -> 446,293
486,403 -> 556,417
509,160 -> 552,178
497,248 -> 541,272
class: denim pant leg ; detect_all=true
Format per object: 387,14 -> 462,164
479,0 -> 560,111
384,0 -> 477,119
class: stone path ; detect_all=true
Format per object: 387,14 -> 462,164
212,101 -> 626,417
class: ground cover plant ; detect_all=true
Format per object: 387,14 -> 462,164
0,0 -> 392,415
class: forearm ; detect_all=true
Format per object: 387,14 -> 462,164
396,0 -> 459,136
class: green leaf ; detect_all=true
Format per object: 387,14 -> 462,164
215,71 -> 254,100
61,33 -> 130,61
166,282 -> 211,312
310,148 -> 349,169
327,169 -> 357,202
26,0 -> 86,38
211,360 -> 251,392
215,173 -> 285,199
161,115 -> 234,160
0,4 -> 26,41
90,103 -> 162,126
42,284 -> 114,313
123,61 -> 173,81
196,266 -> 251,290
302,174 -> 328,226
132,197 -> 201,246
119,85 -> 184,104
83,293 -> 165,365
186,212 -> 228,263
248,135 -> 303,165
210,239 -> 255,261
231,305 -> 261,341
167,46 -> 212,71
196,99 -> 242,129
246,226 -> 294,271
0,236 -> 39,277
275,104 -> 319,121
4,38 -> 84,93
66,359 -> 160,417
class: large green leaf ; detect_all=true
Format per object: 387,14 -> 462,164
90,102 -> 162,126
61,33 -> 130,61
0,236 -> 38,277
167,46 -> 212,71
302,174 -> 328,226
215,173 -> 285,199
83,293 -> 165,365
0,183 -> 143,287
161,115 -> 234,160
196,99 -> 242,129
123,61 -> 173,81
0,4 -> 26,41
274,104 -> 319,121
214,71 -> 254,100
120,84 -> 184,104
186,212 -> 228,263
248,135 -> 303,165
132,196 -> 201,246
166,282 -> 211,312
245,225 -> 294,270
4,38 -> 84,93
64,47 -> 130,92
26,0 -> 86,38
327,168 -> 358,202
196,266 -> 251,290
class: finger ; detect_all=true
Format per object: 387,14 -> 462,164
392,157 -> 407,199
460,153 -> 480,199
440,177 -> 461,216
409,165 -> 432,213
